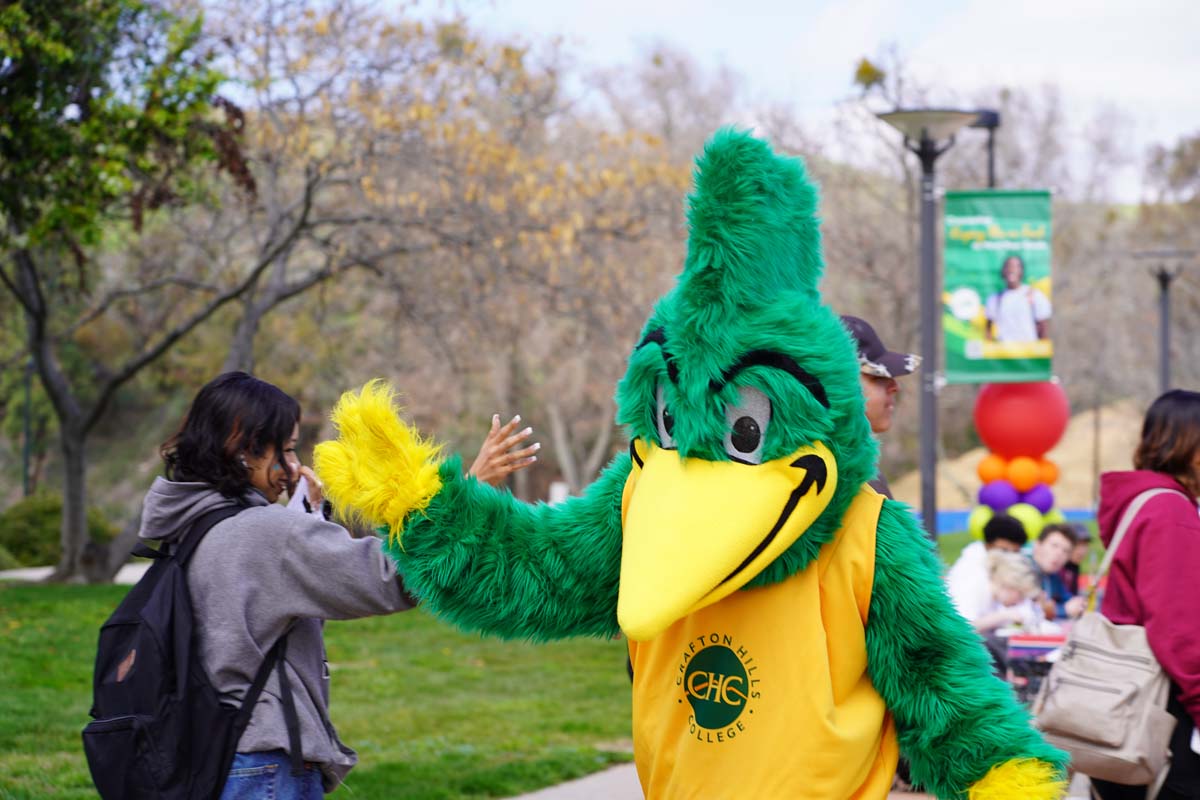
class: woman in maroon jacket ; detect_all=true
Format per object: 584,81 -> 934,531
1092,389 -> 1200,800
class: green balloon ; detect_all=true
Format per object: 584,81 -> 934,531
968,505 -> 994,540
1007,502 -> 1044,539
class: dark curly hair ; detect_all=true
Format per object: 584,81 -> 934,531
161,372 -> 301,498
983,512 -> 1028,547
1134,389 -> 1200,500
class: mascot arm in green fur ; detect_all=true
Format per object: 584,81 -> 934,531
390,455 -> 628,641
867,499 -> 1068,798
313,380 -> 625,642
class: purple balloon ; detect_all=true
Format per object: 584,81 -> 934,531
1021,483 -> 1055,514
978,479 -> 1020,511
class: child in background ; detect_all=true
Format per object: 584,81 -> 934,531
946,512 -> 1028,623
1059,524 -> 1093,596
975,550 -> 1046,635
1030,523 -> 1086,619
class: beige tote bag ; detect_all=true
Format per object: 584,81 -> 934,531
1035,488 -> 1182,789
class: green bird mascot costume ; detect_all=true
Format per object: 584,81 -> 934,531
315,129 -> 1067,799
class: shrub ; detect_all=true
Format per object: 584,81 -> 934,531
0,542 -> 22,571
0,493 -> 117,567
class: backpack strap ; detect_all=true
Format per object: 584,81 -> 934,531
274,636 -> 307,777
129,502 -> 247,561
1086,487 -> 1186,612
236,634 -> 285,733
173,503 -> 248,566
231,630 -> 305,777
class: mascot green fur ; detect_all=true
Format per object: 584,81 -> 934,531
315,129 -> 1067,799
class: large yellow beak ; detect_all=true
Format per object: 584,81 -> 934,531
617,439 -> 837,641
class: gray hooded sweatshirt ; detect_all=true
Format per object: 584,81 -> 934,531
138,477 -> 415,791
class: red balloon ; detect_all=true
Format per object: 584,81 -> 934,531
974,382 -> 1070,459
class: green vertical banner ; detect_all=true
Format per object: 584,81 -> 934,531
943,190 -> 1053,383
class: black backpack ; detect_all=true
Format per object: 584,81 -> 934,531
82,504 -> 304,799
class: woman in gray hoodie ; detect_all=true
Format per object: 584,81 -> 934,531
138,372 -> 535,798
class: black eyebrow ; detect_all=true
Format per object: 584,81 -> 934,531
711,350 -> 829,409
636,327 -> 679,384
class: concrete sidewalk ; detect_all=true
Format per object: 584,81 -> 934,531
505,763 -> 641,800
503,764 -> 1093,799
0,562 -> 150,584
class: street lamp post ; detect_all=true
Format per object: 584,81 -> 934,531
877,108 -> 996,540
970,110 -> 1001,189
1132,249 -> 1193,396
1155,266 -> 1177,395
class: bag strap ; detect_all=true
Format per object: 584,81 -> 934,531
130,503 -> 247,563
174,504 -> 248,566
1086,487 -> 1184,611
231,628 -> 305,777
236,635 -> 286,731
274,636 -> 307,777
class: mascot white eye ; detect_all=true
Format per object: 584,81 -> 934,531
655,383 -> 676,449
723,386 -> 771,464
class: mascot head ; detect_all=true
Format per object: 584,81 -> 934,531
615,128 -> 876,640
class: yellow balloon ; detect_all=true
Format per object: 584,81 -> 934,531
968,505 -> 994,541
1007,502 -> 1044,540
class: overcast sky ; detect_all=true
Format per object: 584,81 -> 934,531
460,0 -> 1199,202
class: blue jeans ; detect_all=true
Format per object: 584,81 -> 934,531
219,750 -> 323,800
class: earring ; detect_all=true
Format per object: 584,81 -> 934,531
239,455 -> 249,468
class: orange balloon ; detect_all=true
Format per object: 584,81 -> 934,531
977,453 -> 1008,484
1038,458 -> 1059,486
1006,456 -> 1041,492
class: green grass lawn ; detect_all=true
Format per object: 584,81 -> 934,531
0,583 -> 632,800
0,534 -> 985,799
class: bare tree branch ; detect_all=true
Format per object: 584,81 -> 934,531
82,165 -> 320,432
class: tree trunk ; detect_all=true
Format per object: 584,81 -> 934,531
580,415 -> 616,488
545,402 -> 580,492
222,300 -> 264,373
492,342 -> 536,501
29,417 -> 49,494
99,509 -> 144,582
53,426 -> 89,582
547,401 -> 616,494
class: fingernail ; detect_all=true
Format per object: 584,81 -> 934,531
532,442 -> 541,451
513,414 -> 521,423
530,455 -> 538,462
522,427 -> 532,435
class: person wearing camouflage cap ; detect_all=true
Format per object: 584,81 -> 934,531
840,315 -> 920,500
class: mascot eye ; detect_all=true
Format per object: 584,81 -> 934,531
723,387 -> 771,464
655,384 -> 676,449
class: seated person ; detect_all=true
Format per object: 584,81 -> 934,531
946,513 -> 1028,624
975,549 -> 1046,680
975,550 -> 1045,635
1029,524 -> 1086,620
1059,524 -> 1093,596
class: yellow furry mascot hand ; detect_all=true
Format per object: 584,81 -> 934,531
312,381 -> 443,543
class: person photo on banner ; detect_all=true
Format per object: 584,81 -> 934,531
984,254 -> 1051,343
